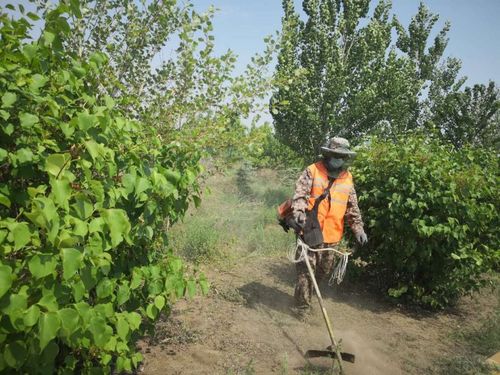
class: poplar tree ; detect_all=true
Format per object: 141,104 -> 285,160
271,0 -> 498,158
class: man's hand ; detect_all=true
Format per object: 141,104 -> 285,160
355,230 -> 368,246
286,216 -> 304,233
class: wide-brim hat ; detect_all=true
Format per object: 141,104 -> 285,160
320,137 -> 356,156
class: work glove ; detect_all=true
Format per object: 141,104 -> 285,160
286,216 -> 304,233
355,230 -> 368,246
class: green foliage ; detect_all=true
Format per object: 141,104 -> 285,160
428,81 -> 500,149
60,0 -> 277,159
271,0 -> 499,159
0,4 -> 207,373
352,135 -> 499,308
243,124 -> 304,169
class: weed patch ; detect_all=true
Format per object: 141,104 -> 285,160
149,317 -> 201,346
170,168 -> 296,266
217,286 -> 247,304
169,219 -> 222,263
432,284 -> 500,374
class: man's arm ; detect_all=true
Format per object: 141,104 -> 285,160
346,186 -> 365,236
291,168 -> 313,226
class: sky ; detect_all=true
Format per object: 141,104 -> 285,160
7,0 -> 499,126
9,0 -> 500,85
190,0 -> 500,86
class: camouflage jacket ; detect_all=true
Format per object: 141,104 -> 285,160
291,167 -> 364,235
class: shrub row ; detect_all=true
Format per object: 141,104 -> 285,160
0,5 -> 206,373
352,135 -> 499,308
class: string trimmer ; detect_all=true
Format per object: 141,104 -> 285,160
301,244 -> 355,374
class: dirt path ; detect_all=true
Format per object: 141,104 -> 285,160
140,255 -> 496,375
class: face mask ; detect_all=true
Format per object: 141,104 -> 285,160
325,157 -> 345,171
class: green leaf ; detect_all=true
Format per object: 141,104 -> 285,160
170,258 -> 183,273
41,341 -> 59,367
11,222 -> 31,251
135,177 -> 151,196
45,153 -> 71,178
69,0 -> 83,18
116,315 -> 129,340
19,112 -> 39,128
0,229 -> 7,245
0,148 -> 7,162
116,284 -> 130,305
193,195 -> 201,208
3,341 -> 27,369
22,44 -> 38,62
186,279 -> 196,298
146,303 -> 158,320
71,218 -> 88,237
38,312 -> 61,351
126,312 -> 141,331
2,292 -> 27,330
104,95 -> 115,109
50,178 -> 72,206
24,305 -> 41,327
59,122 -> 74,138
101,209 -> 131,247
71,193 -> 94,220
27,185 -> 47,198
43,31 -> 55,46
165,169 -> 181,184
37,293 -> 59,312
154,295 -> 165,311
1,92 -> 17,108
116,356 -> 132,373
15,148 -> 34,164
84,140 -> 104,161
26,12 -> 40,21
88,217 -> 105,233
132,352 -> 143,368
77,112 -> 97,131
28,254 -> 57,279
61,248 -> 83,280
58,308 -> 80,336
199,278 -> 210,295
88,316 -> 112,347
95,303 -> 113,318
388,285 -> 408,298
0,110 -> 9,121
130,269 -> 142,290
72,280 -> 86,302
96,278 -> 113,299
29,74 -> 48,92
89,180 -> 104,204
0,265 -> 13,299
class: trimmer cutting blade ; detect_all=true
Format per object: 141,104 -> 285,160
305,345 -> 355,363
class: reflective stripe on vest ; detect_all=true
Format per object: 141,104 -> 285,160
307,162 -> 353,243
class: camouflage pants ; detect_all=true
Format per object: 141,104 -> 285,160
294,244 -> 336,308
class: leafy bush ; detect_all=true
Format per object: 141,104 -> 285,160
244,124 -> 304,169
352,135 -> 499,308
0,5 -> 206,373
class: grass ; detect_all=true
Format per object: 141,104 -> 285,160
432,283 -> 500,374
224,358 -> 256,375
298,363 -> 338,375
169,165 -> 297,267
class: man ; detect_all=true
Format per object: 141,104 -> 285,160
289,137 -> 367,316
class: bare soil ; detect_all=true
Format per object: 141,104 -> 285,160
140,255 -> 498,375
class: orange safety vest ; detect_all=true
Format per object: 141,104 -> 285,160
307,162 -> 353,243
